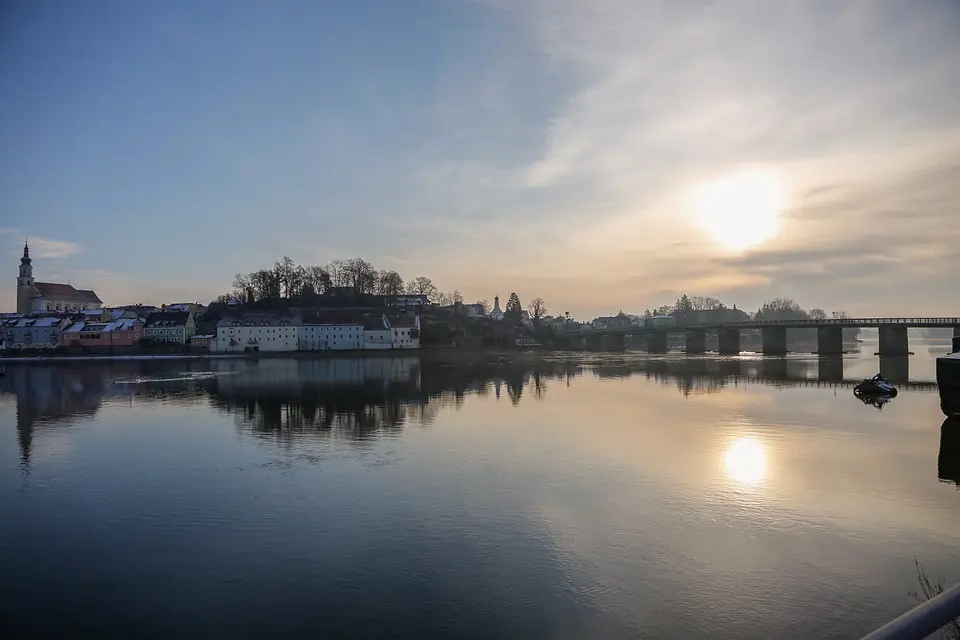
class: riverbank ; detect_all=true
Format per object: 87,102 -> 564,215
0,346 -> 551,365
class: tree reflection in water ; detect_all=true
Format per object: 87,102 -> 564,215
0,354 -> 943,468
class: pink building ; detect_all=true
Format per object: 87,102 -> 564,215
61,318 -> 144,347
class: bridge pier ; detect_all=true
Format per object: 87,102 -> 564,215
817,357 -> 844,382
601,333 -> 625,351
953,326 -> 960,354
761,326 -> 788,355
761,358 -> 788,380
685,329 -> 706,354
817,326 -> 844,355
718,327 -> 741,355
879,356 -> 910,384
879,325 -> 910,355
646,332 -> 668,354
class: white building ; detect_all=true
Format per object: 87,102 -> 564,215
299,322 -> 363,351
216,315 -> 300,353
364,317 -> 393,350
489,295 -> 504,321
389,315 -> 420,349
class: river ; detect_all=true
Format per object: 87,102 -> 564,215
1,340 -> 958,638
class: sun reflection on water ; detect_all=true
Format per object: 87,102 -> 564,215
723,437 -> 767,485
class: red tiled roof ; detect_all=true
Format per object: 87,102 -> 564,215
33,282 -> 102,303
75,289 -> 103,303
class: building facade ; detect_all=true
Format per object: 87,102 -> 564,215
216,315 -> 300,352
389,316 -> 420,349
7,317 -> 72,349
299,323 -> 364,351
363,317 -> 393,350
16,242 -> 102,314
144,311 -> 196,344
61,319 -> 145,348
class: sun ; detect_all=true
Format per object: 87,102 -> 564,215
692,170 -> 786,252
723,437 -> 767,485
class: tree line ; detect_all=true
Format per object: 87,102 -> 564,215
646,295 -> 853,325
217,256 -> 476,307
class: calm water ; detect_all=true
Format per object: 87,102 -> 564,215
1,342 -> 958,638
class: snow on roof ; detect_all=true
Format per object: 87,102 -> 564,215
16,316 -> 67,328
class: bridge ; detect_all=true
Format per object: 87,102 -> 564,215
557,317 -> 960,356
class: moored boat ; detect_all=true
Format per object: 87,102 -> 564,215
854,373 -> 897,397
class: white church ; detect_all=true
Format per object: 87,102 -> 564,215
15,241 -> 103,314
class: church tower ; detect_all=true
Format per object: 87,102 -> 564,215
17,240 -> 34,314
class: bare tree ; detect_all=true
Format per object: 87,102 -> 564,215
477,299 -> 490,314
406,276 -> 438,301
232,273 -> 251,302
452,290 -> 463,304
376,270 -> 405,296
306,265 -> 331,296
326,259 -> 348,288
528,297 -> 548,323
436,292 -> 454,306
809,308 -> 828,320
344,257 -> 376,294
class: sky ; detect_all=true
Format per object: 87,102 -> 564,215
1,0 -> 958,318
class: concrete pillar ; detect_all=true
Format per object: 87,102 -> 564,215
646,332 -> 668,353
817,326 -> 844,355
602,333 -> 625,351
879,356 -> 909,384
718,359 -> 740,378
761,326 -> 788,355
685,329 -> 706,354
761,358 -> 787,380
953,326 -> 960,354
878,325 -> 910,356
717,327 -> 741,355
817,357 -> 844,382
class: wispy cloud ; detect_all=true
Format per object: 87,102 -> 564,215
434,0 -> 960,315
28,237 -> 83,259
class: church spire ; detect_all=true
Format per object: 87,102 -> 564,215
21,239 -> 31,264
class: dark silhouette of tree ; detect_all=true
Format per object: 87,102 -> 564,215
505,293 -> 523,319
809,307 -> 827,320
376,270 -> 404,296
406,276 -> 438,301
528,297 -> 547,324
344,258 -> 377,294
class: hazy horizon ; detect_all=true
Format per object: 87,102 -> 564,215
2,0 -> 959,318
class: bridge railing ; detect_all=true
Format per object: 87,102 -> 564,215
860,582 -> 960,640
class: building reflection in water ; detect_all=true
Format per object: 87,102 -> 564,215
0,355 -> 941,469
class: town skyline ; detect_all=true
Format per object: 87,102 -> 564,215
2,1 -> 959,318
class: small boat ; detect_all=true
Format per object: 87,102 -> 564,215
854,373 -> 898,397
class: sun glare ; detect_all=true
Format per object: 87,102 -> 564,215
692,171 -> 786,252
723,437 -> 767,485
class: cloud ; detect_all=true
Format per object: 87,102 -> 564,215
424,0 -> 960,317
4,230 -> 84,260
27,237 -> 83,259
